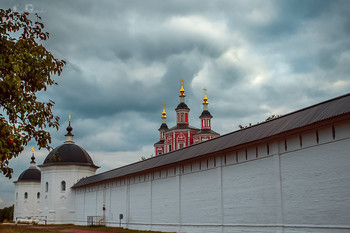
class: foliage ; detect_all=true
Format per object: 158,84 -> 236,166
139,154 -> 153,161
265,114 -> 282,121
238,114 -> 282,129
0,205 -> 14,222
0,9 -> 65,178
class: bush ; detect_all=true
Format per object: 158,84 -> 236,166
0,205 -> 14,222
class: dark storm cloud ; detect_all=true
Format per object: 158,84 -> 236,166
1,0 -> 350,208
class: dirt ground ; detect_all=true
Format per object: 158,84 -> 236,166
0,224 -> 168,233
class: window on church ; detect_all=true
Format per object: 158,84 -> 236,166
16,192 -> 18,200
61,181 -> 66,191
45,182 -> 48,192
157,148 -> 163,155
24,192 -> 28,199
37,192 -> 40,199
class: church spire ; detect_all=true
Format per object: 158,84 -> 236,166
155,103 -> 169,155
203,88 -> 208,109
159,103 -> 169,133
200,88 -> 213,130
179,78 -> 185,98
30,147 -> 36,167
65,113 -> 74,143
161,103 -> 167,122
176,78 -> 190,125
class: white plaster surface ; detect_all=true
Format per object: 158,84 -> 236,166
74,120 -> 350,233
15,119 -> 350,233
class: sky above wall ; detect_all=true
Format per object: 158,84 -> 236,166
1,0 -> 350,208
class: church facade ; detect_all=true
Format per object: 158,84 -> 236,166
154,79 -> 219,156
14,92 -> 350,233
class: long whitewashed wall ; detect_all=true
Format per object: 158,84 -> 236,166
74,120 -> 350,233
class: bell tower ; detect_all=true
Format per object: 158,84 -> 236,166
175,78 -> 190,126
200,88 -> 212,130
154,103 -> 169,155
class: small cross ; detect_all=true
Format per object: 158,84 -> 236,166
162,103 -> 166,109
203,88 -> 207,95
180,78 -> 184,86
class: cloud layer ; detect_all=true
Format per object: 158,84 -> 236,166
1,0 -> 350,208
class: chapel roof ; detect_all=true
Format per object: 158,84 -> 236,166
39,119 -> 98,169
154,140 -> 165,146
199,110 -> 213,118
158,123 -> 169,130
168,124 -> 200,131
175,102 -> 190,110
73,93 -> 350,188
15,150 -> 41,183
195,129 -> 220,135
41,143 -> 98,168
16,167 -> 41,182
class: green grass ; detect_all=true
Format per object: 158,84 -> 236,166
0,224 -> 168,233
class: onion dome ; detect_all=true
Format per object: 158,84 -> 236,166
40,116 -> 98,169
15,148 -> 41,182
159,103 -> 169,130
200,88 -> 213,119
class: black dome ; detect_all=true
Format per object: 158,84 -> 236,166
158,123 -> 169,130
43,143 -> 97,168
175,102 -> 190,110
17,167 -> 41,182
200,110 -> 213,118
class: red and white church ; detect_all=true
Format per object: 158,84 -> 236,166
154,79 -> 220,155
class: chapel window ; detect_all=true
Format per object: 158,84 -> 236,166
24,192 -> 28,199
37,192 -> 40,199
61,181 -> 66,192
45,182 -> 49,192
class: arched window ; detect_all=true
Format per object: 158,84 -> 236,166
61,181 -> 66,191
24,192 -> 28,199
16,192 -> 18,200
37,192 -> 40,199
45,182 -> 49,192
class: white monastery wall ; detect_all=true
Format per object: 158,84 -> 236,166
73,119 -> 350,233
151,176 -> 179,225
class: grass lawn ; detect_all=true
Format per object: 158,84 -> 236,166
0,224 -> 168,233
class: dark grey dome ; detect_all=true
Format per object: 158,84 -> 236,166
175,102 -> 190,110
43,143 -> 98,168
17,167 -> 41,182
200,110 -> 213,118
158,123 -> 169,130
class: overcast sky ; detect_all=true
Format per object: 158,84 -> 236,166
1,0 -> 350,208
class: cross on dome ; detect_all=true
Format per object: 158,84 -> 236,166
203,88 -> 208,103
162,103 -> 167,119
179,78 -> 185,96
65,113 -> 74,143
30,147 -> 36,165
